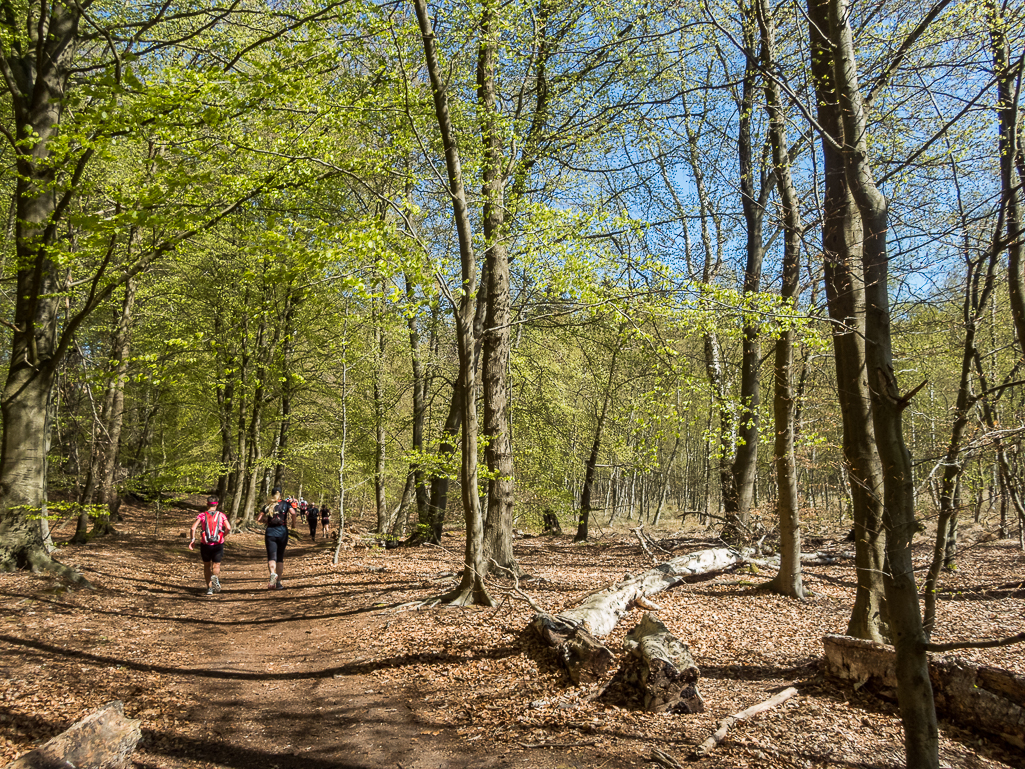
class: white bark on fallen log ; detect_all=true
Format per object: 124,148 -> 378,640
5,701 -> 141,769
557,547 -> 746,637
530,548 -> 743,684
690,687 -> 798,758
823,634 -> 1025,749
623,612 -> 704,713
530,546 -> 836,683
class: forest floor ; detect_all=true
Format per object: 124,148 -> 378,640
1,502 -> 1023,769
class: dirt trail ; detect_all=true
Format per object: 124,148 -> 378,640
1,507 -> 591,769
175,539 -> 501,769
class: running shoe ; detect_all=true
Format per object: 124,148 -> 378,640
274,580 -> 285,590
206,586 -> 214,596
211,575 -> 221,593
268,574 -> 278,589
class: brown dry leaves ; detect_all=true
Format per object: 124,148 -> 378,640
0,505 -> 1022,769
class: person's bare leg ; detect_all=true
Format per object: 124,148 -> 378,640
203,562 -> 213,588
267,559 -> 277,586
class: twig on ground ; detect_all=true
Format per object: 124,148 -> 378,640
648,748 -> 685,769
690,686 -> 798,759
633,526 -> 659,564
488,558 -> 546,613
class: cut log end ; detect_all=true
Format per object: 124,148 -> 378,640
624,613 -> 703,713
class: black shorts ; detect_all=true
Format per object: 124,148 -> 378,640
265,533 -> 288,563
199,543 -> 224,563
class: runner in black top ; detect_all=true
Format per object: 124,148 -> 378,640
320,506 -> 330,541
256,488 -> 296,589
308,504 -> 319,541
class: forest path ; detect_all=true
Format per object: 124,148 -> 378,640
151,528 -> 513,769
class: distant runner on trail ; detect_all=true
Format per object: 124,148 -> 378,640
189,496 -> 231,596
256,488 -> 296,589
320,505 -> 330,541
307,503 -> 319,541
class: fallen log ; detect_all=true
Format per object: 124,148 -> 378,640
690,686 -> 798,759
556,547 -> 746,637
529,548 -> 745,683
823,634 -> 1025,749
5,701 -> 141,769
530,612 -> 616,684
623,612 -> 704,713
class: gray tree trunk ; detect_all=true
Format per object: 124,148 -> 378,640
830,0 -> 939,764
478,13 -> 518,576
759,0 -> 805,599
413,0 -> 492,605
807,0 -> 888,641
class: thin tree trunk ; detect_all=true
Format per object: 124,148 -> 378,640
575,339 -> 622,542
413,0 -> 492,605
374,280 -> 388,535
91,276 -> 139,535
725,1 -> 767,540
273,290 -> 295,491
759,0 -> 805,599
333,317 -> 349,565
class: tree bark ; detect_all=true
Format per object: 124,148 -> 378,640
807,0 -> 887,641
759,0 -> 805,599
374,276 -> 389,535
413,0 -> 492,606
478,7 -> 518,576
724,1 -> 768,540
823,635 -> 1025,751
987,0 -> 1025,359
622,612 -> 704,713
830,1 -> 939,764
0,1 -> 83,575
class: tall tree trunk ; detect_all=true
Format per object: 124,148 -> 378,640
273,290 -> 295,491
405,274 -> 430,526
412,266 -> 489,546
987,0 -> 1025,358
374,282 -> 388,535
807,0 -> 888,642
759,0 -> 805,599
0,2 -> 84,577
91,276 -> 139,536
831,0 -> 938,764
413,0 -> 492,605
724,1 -> 767,541
478,8 -> 518,577
575,339 -> 622,542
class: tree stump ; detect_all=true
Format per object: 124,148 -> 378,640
5,701 -> 142,769
623,612 -> 704,713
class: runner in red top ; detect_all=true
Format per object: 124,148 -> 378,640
189,496 -> 231,596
